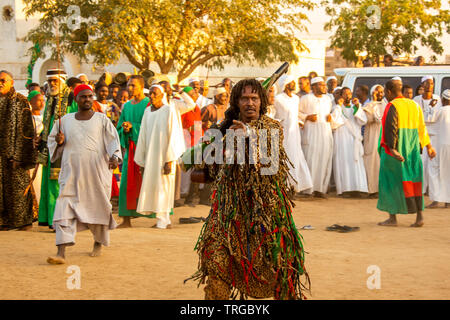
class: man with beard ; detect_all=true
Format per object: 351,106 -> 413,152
46,84 -> 121,264
296,76 -> 310,98
38,69 -> 78,230
299,77 -> 334,198
0,70 -> 37,231
187,79 -> 310,300
363,85 -> 387,196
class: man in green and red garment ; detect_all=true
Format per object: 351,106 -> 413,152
377,80 -> 436,228
38,69 -> 78,230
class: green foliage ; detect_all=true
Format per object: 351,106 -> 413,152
322,0 -> 450,65
23,0 -> 315,82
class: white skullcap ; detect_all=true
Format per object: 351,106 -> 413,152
77,73 -> 88,79
255,77 -> 265,82
326,76 -> 337,83
215,87 -> 227,96
150,84 -> 164,93
391,76 -> 402,82
188,77 -> 200,84
442,89 -> 450,100
277,74 -> 296,91
370,84 -> 383,96
333,86 -> 342,93
311,77 -> 325,85
421,75 -> 433,83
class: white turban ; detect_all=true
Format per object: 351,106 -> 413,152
421,75 -> 433,83
391,76 -> 402,82
214,87 -> 227,96
277,74 -> 296,92
442,89 -> 450,100
77,73 -> 88,79
370,84 -> 383,97
311,77 -> 325,85
333,86 -> 342,93
188,77 -> 200,85
326,76 -> 337,83
150,84 -> 168,104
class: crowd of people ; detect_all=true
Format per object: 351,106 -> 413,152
0,64 -> 449,299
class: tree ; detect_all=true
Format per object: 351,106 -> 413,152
23,0 -> 315,82
322,0 -> 450,66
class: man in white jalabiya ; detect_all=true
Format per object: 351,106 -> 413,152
427,89 -> 450,208
413,75 -> 441,206
362,84 -> 387,197
274,74 -> 313,194
134,85 -> 186,229
46,84 -> 121,264
189,77 -> 212,109
331,87 -> 368,197
299,77 -> 334,198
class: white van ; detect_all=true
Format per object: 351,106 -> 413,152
334,66 -> 450,96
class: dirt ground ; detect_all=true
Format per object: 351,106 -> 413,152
1,195 -> 449,300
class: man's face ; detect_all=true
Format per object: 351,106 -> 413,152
384,56 -> 393,66
29,85 -> 41,93
127,78 -> 143,98
109,86 -> 119,100
223,79 -> 231,93
149,87 -> 164,107
238,85 -> 260,122
423,79 -> 434,93
160,82 -> 173,96
0,72 -> 13,96
403,88 -> 413,99
333,89 -> 341,103
355,87 -> 365,101
96,86 -> 109,101
299,78 -> 310,92
443,98 -> 450,106
327,79 -> 337,93
79,75 -> 89,85
341,88 -> 352,104
187,89 -> 199,102
76,90 -> 94,110
216,92 -> 228,105
374,87 -> 384,101
268,86 -> 275,105
31,94 -> 45,111
312,81 -> 327,95
285,81 -> 296,92
190,81 -> 201,94
48,78 -> 62,96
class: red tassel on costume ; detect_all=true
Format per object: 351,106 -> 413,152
126,140 -> 143,210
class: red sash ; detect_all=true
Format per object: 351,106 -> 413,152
126,140 -> 142,210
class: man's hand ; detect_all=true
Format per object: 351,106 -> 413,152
229,120 -> 246,131
326,114 -> 332,122
306,114 -> 317,122
55,132 -> 65,146
390,148 -> 405,162
163,161 -> 172,175
122,121 -> 132,133
337,98 -> 344,106
427,145 -> 437,159
109,156 -> 119,170
430,99 -> 438,107
352,98 -> 360,107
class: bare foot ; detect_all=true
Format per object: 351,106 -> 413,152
90,242 -> 102,257
17,225 -> 33,231
410,221 -> 424,227
117,217 -> 132,228
426,201 -> 439,209
47,256 -> 66,264
378,219 -> 397,227
151,223 -> 172,229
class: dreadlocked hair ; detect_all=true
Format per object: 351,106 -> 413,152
218,79 -> 268,135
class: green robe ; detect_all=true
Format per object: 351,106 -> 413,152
38,88 -> 78,227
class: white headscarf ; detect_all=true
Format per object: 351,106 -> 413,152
150,84 -> 168,104
370,84 -> 383,97
277,74 -> 296,92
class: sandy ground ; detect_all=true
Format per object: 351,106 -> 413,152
1,195 -> 449,300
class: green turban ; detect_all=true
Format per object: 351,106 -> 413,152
182,86 -> 194,94
27,90 -> 42,101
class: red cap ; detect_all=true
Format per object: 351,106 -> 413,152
73,84 -> 93,98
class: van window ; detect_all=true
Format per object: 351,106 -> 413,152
352,76 -> 422,93
441,77 -> 450,94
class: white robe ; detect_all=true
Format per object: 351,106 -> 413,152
430,105 -> 450,203
362,100 -> 387,193
134,104 -> 186,214
274,93 -> 313,192
331,105 -> 368,194
32,114 -> 44,203
413,94 -> 441,196
299,93 -> 334,194
196,95 -> 213,109
48,113 -> 121,232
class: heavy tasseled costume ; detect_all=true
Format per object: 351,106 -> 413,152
188,115 -> 310,300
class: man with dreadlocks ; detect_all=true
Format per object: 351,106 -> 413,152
187,79 -> 310,300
